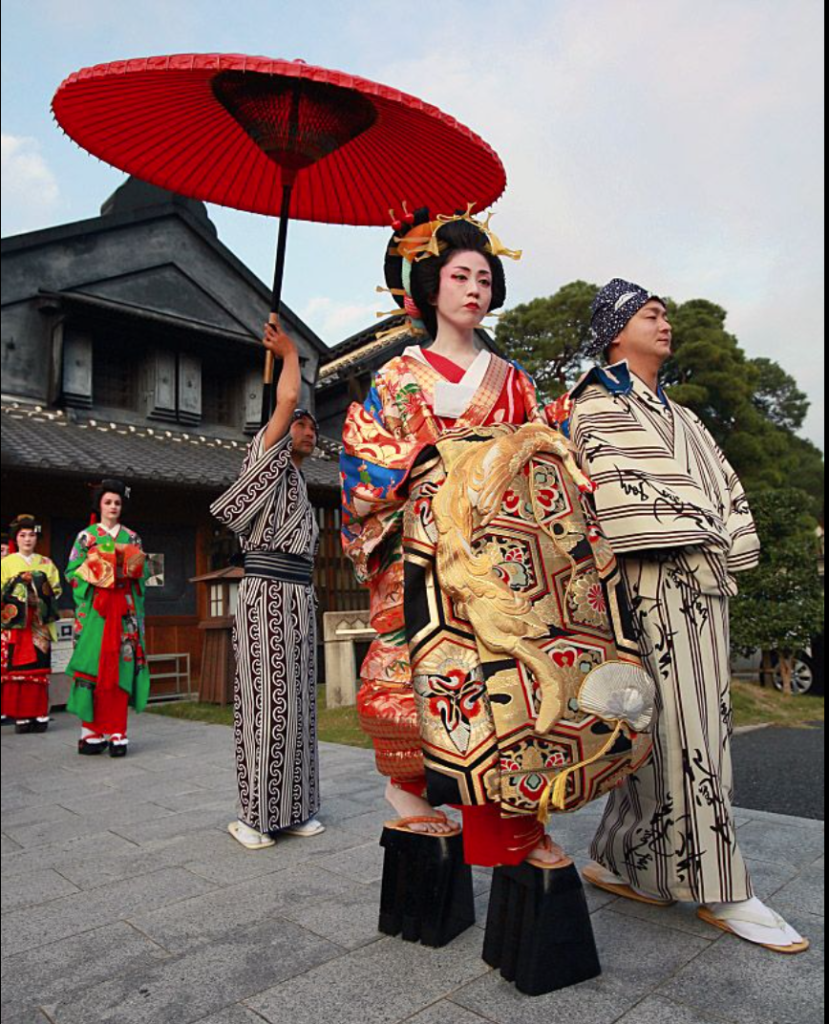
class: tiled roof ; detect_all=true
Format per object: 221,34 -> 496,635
321,315 -> 408,363
1,403 -> 341,492
318,318 -> 503,388
318,316 -> 411,387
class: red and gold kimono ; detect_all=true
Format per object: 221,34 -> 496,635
342,348 -> 655,866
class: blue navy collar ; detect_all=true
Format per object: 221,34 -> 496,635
571,361 -> 669,407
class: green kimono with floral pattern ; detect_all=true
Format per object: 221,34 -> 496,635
65,525 -> 151,722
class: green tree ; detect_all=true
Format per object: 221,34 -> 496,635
661,300 -> 758,439
730,489 -> 825,694
496,281 -> 597,402
750,357 -> 810,432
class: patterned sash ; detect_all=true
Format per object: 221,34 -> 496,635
404,423 -> 655,821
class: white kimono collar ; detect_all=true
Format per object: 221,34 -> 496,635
404,346 -> 493,420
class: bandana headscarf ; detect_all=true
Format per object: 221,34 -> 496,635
585,278 -> 665,360
293,408 -> 320,435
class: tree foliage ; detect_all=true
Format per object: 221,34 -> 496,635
496,281 -> 597,401
730,489 -> 825,661
750,357 -> 810,433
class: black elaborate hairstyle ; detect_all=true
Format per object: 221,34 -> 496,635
92,478 -> 129,517
384,208 -> 508,342
9,514 -> 40,541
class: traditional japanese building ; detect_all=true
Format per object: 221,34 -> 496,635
1,177 -> 343,693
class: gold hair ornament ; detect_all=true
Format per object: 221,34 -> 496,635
390,203 -> 523,263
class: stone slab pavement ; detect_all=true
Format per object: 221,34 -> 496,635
1,712 -> 823,1024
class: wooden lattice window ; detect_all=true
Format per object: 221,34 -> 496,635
93,342 -> 138,411
202,370 -> 238,428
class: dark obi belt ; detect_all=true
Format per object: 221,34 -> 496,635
244,551 -> 314,586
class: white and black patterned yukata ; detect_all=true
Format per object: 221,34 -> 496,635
568,362 -> 760,903
211,428 -> 321,833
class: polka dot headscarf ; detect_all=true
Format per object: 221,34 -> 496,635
585,278 -> 665,360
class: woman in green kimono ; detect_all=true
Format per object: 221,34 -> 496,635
66,479 -> 150,757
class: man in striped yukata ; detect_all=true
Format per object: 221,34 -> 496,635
563,279 -> 808,954
212,319 -> 323,851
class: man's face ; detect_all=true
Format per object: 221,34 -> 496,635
611,300 -> 673,364
291,417 -> 318,460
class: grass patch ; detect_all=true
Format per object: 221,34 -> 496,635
732,679 -> 825,730
147,702 -> 236,727
149,680 -> 824,745
148,688 -> 373,750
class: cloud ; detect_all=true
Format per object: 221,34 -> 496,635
301,296 -> 380,345
1,134 -> 60,235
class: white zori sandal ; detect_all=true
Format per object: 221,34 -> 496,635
283,818 -> 326,838
227,821 -> 276,850
698,897 -> 810,954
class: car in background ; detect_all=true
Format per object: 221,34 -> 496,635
733,645 -> 824,697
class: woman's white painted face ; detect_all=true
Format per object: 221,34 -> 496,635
100,493 -> 123,524
434,251 -> 493,332
15,529 -> 38,555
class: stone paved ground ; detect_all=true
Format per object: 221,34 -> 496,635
1,713 -> 824,1024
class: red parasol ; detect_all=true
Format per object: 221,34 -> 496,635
52,54 -> 508,420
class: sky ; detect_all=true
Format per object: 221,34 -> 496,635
1,0 -> 824,446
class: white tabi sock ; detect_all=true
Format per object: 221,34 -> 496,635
236,821 -> 271,843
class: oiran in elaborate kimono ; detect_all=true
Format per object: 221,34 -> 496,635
341,210 -> 656,874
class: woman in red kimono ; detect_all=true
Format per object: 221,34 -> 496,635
345,210 -> 552,863
341,211 -> 656,990
342,209 -> 653,868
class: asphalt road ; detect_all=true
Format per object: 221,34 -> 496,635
732,723 -> 825,820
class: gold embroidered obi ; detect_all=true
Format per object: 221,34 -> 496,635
404,423 -> 655,820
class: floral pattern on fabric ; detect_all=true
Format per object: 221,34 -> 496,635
65,525 -> 151,721
342,353 -> 542,781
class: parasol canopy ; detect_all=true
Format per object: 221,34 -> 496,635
53,53 -> 509,422
52,54 -> 507,226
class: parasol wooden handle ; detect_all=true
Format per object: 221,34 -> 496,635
263,351 -> 275,386
262,187 -> 293,426
263,311 -> 281,386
